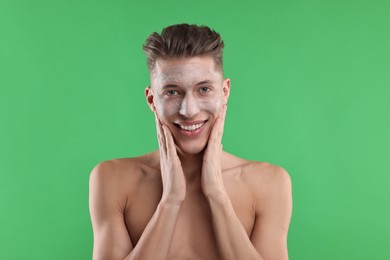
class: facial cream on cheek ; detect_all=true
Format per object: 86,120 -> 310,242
157,99 -> 182,121
198,98 -> 222,117
200,91 -> 222,110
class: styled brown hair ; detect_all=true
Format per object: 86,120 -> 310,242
143,23 -> 224,72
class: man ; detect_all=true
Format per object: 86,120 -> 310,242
89,23 -> 292,260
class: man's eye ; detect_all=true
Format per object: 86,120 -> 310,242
200,87 -> 210,93
165,90 -> 179,96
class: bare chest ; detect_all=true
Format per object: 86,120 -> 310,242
124,179 -> 255,259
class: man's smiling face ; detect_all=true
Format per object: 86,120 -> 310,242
146,56 -> 230,155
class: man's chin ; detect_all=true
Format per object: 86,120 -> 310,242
175,143 -> 207,156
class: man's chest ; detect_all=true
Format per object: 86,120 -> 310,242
124,179 -> 256,256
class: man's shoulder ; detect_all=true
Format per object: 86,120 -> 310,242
89,151 -> 160,187
224,152 -> 292,216
243,160 -> 289,182
223,151 -> 291,190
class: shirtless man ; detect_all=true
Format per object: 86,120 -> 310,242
89,24 -> 292,260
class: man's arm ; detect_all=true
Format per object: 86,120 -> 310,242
250,165 -> 292,259
89,117 -> 187,260
201,105 -> 292,259
89,161 -> 133,259
207,165 -> 292,260
89,161 -> 183,260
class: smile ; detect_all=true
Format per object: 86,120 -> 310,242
174,120 -> 207,132
179,122 -> 205,131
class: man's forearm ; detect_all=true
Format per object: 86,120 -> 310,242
207,193 -> 263,260
125,200 -> 181,260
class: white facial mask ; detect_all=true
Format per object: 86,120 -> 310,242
151,57 -> 225,121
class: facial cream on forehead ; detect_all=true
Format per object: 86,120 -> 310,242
160,67 -> 215,84
153,57 -> 223,87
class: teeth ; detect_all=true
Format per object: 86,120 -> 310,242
179,122 -> 204,131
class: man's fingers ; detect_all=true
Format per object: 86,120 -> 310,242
162,124 -> 177,159
209,105 -> 227,146
155,114 -> 167,154
209,117 -> 220,142
216,105 -> 226,140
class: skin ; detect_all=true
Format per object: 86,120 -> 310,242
89,56 -> 293,259
149,56 -> 226,157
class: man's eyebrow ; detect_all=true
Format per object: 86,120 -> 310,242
161,83 -> 180,89
161,80 -> 215,89
195,80 -> 215,85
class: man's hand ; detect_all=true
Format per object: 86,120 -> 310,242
155,114 -> 186,204
201,105 -> 228,198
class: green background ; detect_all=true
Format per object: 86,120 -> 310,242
1,0 -> 389,259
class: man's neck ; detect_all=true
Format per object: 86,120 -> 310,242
177,151 -> 204,186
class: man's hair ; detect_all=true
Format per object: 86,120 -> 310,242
143,23 -> 224,73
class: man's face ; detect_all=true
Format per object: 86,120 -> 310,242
146,56 -> 230,155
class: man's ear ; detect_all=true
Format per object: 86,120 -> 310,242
222,78 -> 231,104
145,86 -> 156,112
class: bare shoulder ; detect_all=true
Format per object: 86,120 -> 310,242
243,160 -> 291,189
222,151 -> 290,183
89,157 -> 138,188
88,153 -> 160,259
222,151 -> 292,204
223,157 -> 292,258
89,151 -> 161,199
244,161 -> 292,220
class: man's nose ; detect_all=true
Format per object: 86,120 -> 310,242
179,94 -> 200,118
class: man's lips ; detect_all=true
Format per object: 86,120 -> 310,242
173,120 -> 208,132
175,120 -> 207,126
